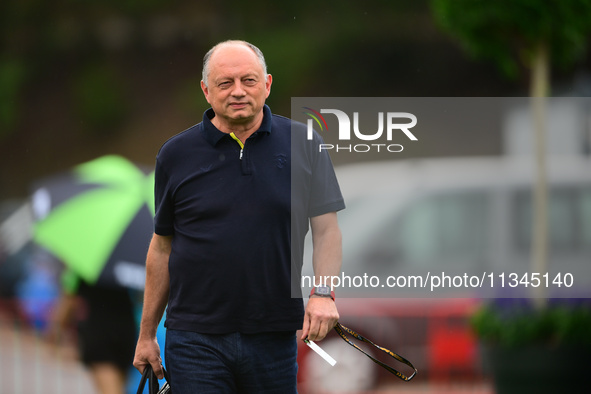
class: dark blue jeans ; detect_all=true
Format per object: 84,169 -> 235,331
165,329 -> 298,394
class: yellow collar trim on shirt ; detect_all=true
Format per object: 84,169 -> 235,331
229,132 -> 244,149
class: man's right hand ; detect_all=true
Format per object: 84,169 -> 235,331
133,337 -> 164,379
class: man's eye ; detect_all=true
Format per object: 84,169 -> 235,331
219,82 -> 231,88
244,79 -> 257,86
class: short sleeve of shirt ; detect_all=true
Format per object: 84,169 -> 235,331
290,119 -> 345,219
153,151 -> 175,235
307,134 -> 345,217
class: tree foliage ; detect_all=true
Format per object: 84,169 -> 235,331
431,0 -> 591,78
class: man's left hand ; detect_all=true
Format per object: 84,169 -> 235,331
301,296 -> 339,341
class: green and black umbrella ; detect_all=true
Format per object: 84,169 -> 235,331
31,155 -> 155,290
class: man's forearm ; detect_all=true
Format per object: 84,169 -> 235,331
311,213 -> 342,281
138,234 -> 171,340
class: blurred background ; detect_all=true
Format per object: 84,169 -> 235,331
1,0 -> 591,393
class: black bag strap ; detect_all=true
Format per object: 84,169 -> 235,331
334,322 -> 418,381
136,365 -> 170,394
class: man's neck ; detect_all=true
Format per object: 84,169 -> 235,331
211,112 -> 263,144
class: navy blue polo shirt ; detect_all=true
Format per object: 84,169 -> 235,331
154,105 -> 344,334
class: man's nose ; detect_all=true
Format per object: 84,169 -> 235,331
231,81 -> 246,96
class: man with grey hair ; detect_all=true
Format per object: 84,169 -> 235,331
133,40 -> 344,393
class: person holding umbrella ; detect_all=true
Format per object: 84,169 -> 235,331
133,40 -> 345,392
31,155 -> 155,393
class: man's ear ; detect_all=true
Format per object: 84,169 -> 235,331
201,80 -> 210,104
265,74 -> 273,99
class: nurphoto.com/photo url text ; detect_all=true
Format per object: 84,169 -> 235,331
301,271 -> 574,293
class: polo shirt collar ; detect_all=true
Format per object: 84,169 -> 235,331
201,104 -> 272,147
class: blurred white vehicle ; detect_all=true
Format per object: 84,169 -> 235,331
298,154 -> 591,392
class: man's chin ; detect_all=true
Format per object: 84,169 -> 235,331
227,111 -> 255,122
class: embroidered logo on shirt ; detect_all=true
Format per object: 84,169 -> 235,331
274,154 -> 287,169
